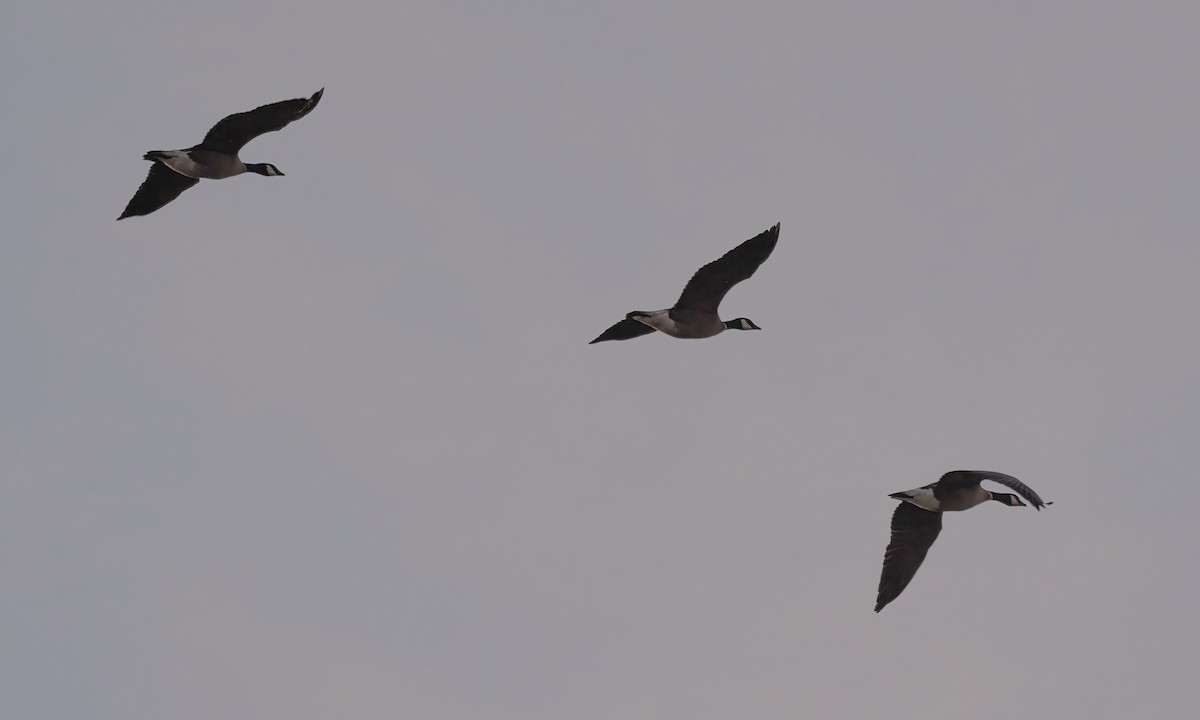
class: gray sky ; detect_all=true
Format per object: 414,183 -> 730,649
3,2 -> 1199,718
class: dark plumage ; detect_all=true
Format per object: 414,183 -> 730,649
673,225 -> 779,315
120,163 -> 200,220
196,90 -> 324,155
589,317 -> 658,343
876,503 -> 943,613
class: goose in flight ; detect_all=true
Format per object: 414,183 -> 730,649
875,470 -> 1051,612
119,88 -> 324,219
589,223 -> 779,343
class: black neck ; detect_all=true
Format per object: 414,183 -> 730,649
990,492 -> 1020,506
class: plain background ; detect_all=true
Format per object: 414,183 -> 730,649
3,2 -> 1199,718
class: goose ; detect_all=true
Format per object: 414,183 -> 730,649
118,88 -> 324,219
589,223 -> 779,343
875,470 -> 1051,612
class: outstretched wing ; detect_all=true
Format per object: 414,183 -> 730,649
197,88 -> 324,154
875,502 -> 943,612
118,163 -> 199,219
673,223 -> 779,314
589,318 -> 657,344
956,470 -> 1050,510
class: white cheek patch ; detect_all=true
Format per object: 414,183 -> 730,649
266,166 -> 281,176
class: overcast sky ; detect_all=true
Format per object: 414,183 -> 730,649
3,2 -> 1199,718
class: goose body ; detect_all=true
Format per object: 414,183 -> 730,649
875,470 -> 1051,612
589,223 -> 779,343
623,308 -> 755,339
119,88 -> 323,219
148,149 -> 262,180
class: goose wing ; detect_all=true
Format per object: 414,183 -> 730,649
875,502 -> 943,612
118,163 -> 199,219
672,223 -> 779,314
589,318 -> 657,344
197,88 -> 324,154
958,470 -> 1050,510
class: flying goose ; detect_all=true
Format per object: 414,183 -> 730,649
875,470 -> 1051,613
118,88 -> 324,219
589,223 -> 780,343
